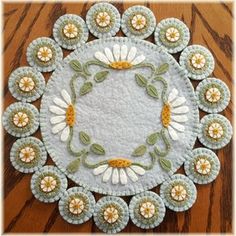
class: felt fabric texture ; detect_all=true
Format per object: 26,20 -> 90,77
40,37 -> 199,196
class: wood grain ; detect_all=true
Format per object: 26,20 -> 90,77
3,2 -> 233,233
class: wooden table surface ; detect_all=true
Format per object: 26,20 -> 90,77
3,2 -> 233,233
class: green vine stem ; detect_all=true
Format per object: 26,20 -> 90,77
154,128 -> 171,157
81,153 -> 108,169
132,152 -> 156,170
132,62 -> 156,78
152,76 -> 168,102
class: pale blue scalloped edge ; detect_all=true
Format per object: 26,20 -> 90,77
154,17 -> 190,54
121,5 -> 156,39
159,174 -> 197,212
53,14 -> 89,50
179,44 -> 215,80
40,37 -> 199,196
8,66 -> 46,102
26,37 -> 63,72
93,196 -> 129,234
198,114 -> 232,150
184,147 -> 220,184
58,187 -> 95,224
129,191 -> 166,229
2,102 -> 39,138
86,2 -> 121,38
30,165 -> 68,203
195,77 -> 231,113
10,137 -> 47,173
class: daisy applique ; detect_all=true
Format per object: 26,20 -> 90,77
49,89 -> 75,142
161,88 -> 189,140
94,44 -> 145,70
93,158 -> 145,185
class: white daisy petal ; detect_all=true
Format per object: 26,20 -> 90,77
53,97 -> 68,109
49,106 -> 66,115
113,44 -> 120,61
170,97 -> 186,107
126,167 -> 138,182
112,168 -> 119,185
93,164 -> 109,175
130,165 -> 145,175
127,47 -> 137,62
119,168 -> 128,185
168,88 -> 179,103
61,90 -> 72,105
50,116 -> 65,124
171,106 -> 189,114
102,167 -> 112,182
171,115 -> 188,123
120,45 -> 128,61
60,125 -> 70,142
104,48 -> 114,63
52,122 -> 67,134
170,121 -> 185,132
167,126 -> 179,140
94,51 -> 110,64
131,55 -> 145,65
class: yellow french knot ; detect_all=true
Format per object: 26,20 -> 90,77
161,103 -> 171,127
109,61 -> 132,70
66,105 -> 75,127
108,158 -> 132,168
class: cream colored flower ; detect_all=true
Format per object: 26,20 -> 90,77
69,198 -> 85,215
208,122 -> 223,139
13,111 -> 29,128
205,87 -> 221,103
94,44 -> 145,70
63,23 -> 78,39
131,14 -> 146,30
195,158 -> 211,175
40,176 -> 57,193
19,77 -> 35,92
37,46 -> 53,62
49,90 -> 75,142
19,146 -> 35,163
96,11 -> 111,27
191,53 -> 206,69
165,27 -> 180,42
103,206 -> 119,224
171,184 -> 187,201
161,88 -> 189,141
140,201 -> 155,219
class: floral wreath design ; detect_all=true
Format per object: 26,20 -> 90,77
3,3 -> 232,233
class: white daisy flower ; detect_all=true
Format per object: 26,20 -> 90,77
103,206 -> 119,224
161,88 -> 189,141
207,122 -> 223,139
13,111 -> 29,128
170,184 -> 187,202
205,87 -> 221,103
94,44 -> 146,70
131,14 -> 147,30
19,146 -> 35,163
40,176 -> 57,193
18,76 -> 35,92
140,201 -> 155,219
195,158 -> 211,175
63,23 -> 78,39
191,53 -> 206,69
69,198 -> 85,215
93,158 -> 145,185
37,46 -> 53,62
95,11 -> 111,28
49,89 -> 75,142
165,27 -> 180,42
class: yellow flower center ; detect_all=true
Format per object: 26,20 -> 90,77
66,105 -> 75,127
161,103 -> 171,127
108,158 -> 132,168
109,61 -> 132,70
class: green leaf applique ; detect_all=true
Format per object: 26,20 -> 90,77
90,143 -> 105,155
67,158 -> 80,173
156,63 -> 169,75
79,131 -> 91,145
146,84 -> 159,99
135,74 -> 147,87
159,158 -> 172,171
80,82 -> 93,96
69,60 -> 82,72
94,71 -> 109,83
146,132 -> 159,145
132,145 -> 147,157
